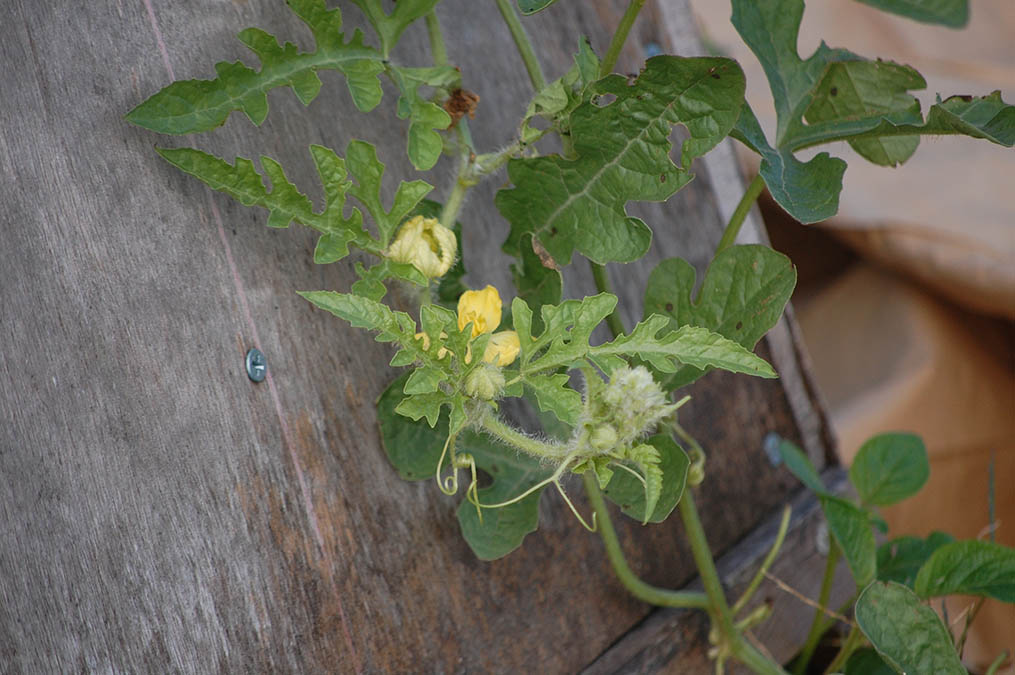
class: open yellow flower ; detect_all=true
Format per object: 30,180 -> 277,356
457,285 -> 502,337
387,215 -> 457,279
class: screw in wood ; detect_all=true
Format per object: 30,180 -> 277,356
245,348 -> 267,383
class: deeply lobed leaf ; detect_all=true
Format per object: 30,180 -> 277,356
497,55 -> 746,265
127,0 -> 385,134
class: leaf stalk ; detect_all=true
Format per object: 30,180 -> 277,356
493,0 -> 547,91
716,174 -> 765,256
599,0 -> 647,77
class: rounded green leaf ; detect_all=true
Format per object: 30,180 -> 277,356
877,531 -> 955,587
850,432 -> 929,506
856,581 -> 965,674
914,540 -> 1015,602
377,373 -> 446,480
843,648 -> 896,675
821,496 -> 877,586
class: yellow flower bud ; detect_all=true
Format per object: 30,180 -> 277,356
483,330 -> 520,367
387,215 -> 457,279
457,285 -> 502,338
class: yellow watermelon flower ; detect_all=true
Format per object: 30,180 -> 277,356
387,215 -> 457,279
483,330 -> 520,366
457,285 -> 502,337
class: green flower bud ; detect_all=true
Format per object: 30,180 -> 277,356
464,363 -> 505,401
589,424 -> 618,452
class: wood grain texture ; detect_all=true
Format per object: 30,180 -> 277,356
0,0 -> 833,672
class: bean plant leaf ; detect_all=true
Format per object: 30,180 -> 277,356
843,648 -> 896,675
517,0 -> 559,15
877,531 -> 955,587
855,581 -> 966,674
643,245 -> 796,389
821,496 -> 876,586
457,431 -> 554,560
914,540 -> 1015,602
497,55 -> 746,265
850,432 -> 929,506
157,145 -> 379,260
853,0 -> 969,27
126,0 -> 385,134
351,0 -> 439,57
774,437 -> 828,496
603,435 -> 690,524
389,66 -> 457,170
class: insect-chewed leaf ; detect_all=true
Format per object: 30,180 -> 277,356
497,55 -> 745,265
126,0 -> 385,134
511,234 -> 563,335
643,245 -> 796,389
855,582 -> 965,674
731,0 -> 1013,222
456,431 -> 554,560
854,0 -> 968,27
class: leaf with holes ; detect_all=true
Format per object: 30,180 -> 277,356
643,245 -> 795,389
497,55 -> 745,265
127,0 -> 385,134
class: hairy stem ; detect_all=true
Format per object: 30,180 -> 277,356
440,128 -> 472,228
478,409 -> 568,459
792,541 -> 841,675
493,0 -> 546,91
715,174 -> 765,255
599,0 -> 647,77
425,11 -> 448,67
590,262 -> 627,337
583,473 -> 710,609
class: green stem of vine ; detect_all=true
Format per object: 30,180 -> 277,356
590,262 -> 627,337
582,473 -> 710,609
792,541 -> 841,675
822,623 -> 863,675
493,0 -> 546,91
715,174 -> 765,256
440,129 -> 472,229
734,639 -> 791,675
599,0 -> 646,77
677,491 -> 737,642
732,505 -> 791,616
478,409 -> 568,459
425,11 -> 448,67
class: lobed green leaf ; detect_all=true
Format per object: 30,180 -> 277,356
603,435 -> 689,524
127,0 -> 385,134
850,432 -> 929,506
389,66 -> 457,170
821,495 -> 877,586
346,140 -> 432,247
497,55 -> 746,265
643,245 -> 796,389
855,581 -> 965,674
511,235 -> 563,335
914,540 -> 1015,602
524,373 -> 583,427
351,0 -> 439,57
853,0 -> 968,27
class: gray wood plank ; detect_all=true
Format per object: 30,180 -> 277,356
0,1 -> 834,672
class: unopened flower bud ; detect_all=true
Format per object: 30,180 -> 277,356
483,331 -> 520,367
464,363 -> 506,400
387,215 -> 457,279
589,424 -> 618,452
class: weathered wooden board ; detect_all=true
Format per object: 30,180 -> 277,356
0,1 -> 833,672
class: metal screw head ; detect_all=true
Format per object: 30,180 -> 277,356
245,348 -> 267,382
